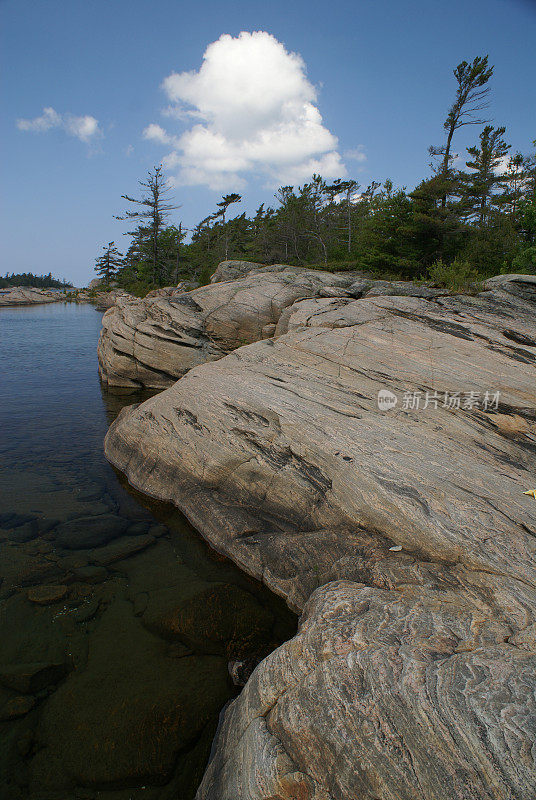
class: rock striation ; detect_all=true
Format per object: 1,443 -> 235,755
97,263 -> 446,392
97,267 -> 357,391
103,268 -> 536,799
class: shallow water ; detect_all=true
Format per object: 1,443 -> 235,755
0,302 -> 296,799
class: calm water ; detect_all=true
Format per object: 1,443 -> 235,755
0,302 -> 296,800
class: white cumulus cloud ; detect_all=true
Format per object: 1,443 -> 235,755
145,31 -> 347,190
17,107 -> 102,143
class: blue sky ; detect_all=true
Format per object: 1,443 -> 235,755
2,0 -> 535,285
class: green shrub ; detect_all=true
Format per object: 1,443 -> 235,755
427,257 -> 481,293
511,247 -> 536,275
121,280 -> 153,298
198,266 -> 213,286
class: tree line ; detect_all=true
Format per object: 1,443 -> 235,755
95,55 -> 535,294
0,272 -> 72,289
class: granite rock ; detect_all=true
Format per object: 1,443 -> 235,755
103,272 -> 536,799
97,264 -> 438,391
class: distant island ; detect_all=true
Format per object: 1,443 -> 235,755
0,271 -> 72,289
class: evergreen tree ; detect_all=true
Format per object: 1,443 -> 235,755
95,242 -> 122,283
0,272 -> 72,289
100,65 -> 534,296
116,166 -> 178,285
430,55 -> 494,207
214,193 -> 242,259
501,153 -> 526,217
462,125 -> 510,227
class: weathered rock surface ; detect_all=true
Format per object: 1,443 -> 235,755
210,260 -> 267,283
0,287 -> 66,306
93,288 -> 133,311
483,271 -> 536,299
146,281 -> 199,298
199,581 -> 536,800
103,271 -> 536,799
97,263 -> 439,391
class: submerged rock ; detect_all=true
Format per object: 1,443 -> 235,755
55,513 -> 128,549
0,695 -> 36,721
142,581 -> 274,657
29,600 -> 231,791
0,662 -> 69,694
103,270 -> 536,799
27,585 -> 68,606
89,532 -> 155,565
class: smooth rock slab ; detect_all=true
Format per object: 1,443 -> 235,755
98,264 -> 436,392
103,274 -> 536,800
97,267 -> 356,391
105,289 -> 536,605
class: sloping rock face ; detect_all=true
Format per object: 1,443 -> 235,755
104,273 -> 536,799
484,271 -> 536,301
197,580 -> 536,800
97,267 -> 368,391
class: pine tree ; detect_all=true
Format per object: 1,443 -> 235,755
462,125 -> 510,227
116,166 -> 179,285
501,153 -> 526,217
95,242 -> 122,283
214,193 -> 242,259
430,56 -> 494,207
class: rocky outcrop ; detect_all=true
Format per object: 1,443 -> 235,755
145,280 -> 200,298
0,287 -> 66,306
93,288 -> 133,311
483,271 -> 536,301
97,264 -> 443,391
210,260 -> 266,283
103,271 -> 536,799
198,580 -> 536,800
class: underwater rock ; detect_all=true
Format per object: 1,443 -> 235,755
27,585 -> 68,606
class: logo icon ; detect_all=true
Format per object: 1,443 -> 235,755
377,389 -> 398,411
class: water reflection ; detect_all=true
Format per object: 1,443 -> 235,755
0,303 -> 296,799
